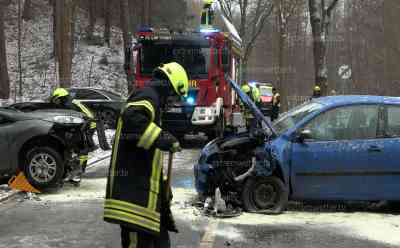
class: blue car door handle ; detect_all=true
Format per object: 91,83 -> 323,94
368,145 -> 382,152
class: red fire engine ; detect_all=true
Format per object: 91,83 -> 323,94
126,7 -> 243,139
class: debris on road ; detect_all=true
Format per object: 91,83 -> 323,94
199,189 -> 243,218
0,184 -> 19,202
23,192 -> 42,201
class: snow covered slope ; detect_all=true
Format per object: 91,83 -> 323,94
3,0 -> 128,104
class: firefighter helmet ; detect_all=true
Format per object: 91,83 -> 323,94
241,84 -> 251,94
50,88 -> 69,103
314,86 -> 321,92
154,62 -> 189,97
204,0 -> 214,5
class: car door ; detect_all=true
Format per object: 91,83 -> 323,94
290,104 -> 382,201
0,114 -> 11,173
371,104 -> 400,200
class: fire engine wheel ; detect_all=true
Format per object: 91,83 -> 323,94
24,147 -> 64,190
98,109 -> 116,129
242,176 -> 288,214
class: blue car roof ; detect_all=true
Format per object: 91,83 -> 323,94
312,95 -> 400,107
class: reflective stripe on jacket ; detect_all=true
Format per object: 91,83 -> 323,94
104,87 -> 170,236
72,100 -> 97,129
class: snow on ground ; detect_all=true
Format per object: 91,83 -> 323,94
3,0 -> 128,103
171,188 -> 400,247
89,129 -> 114,165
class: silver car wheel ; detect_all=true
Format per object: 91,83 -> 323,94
29,153 -> 57,183
99,110 -> 116,129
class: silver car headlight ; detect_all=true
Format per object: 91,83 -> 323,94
45,116 -> 84,124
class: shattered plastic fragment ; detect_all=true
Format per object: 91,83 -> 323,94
214,188 -> 227,213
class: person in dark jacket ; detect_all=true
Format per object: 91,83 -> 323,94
50,88 -> 97,184
104,62 -> 189,248
271,87 -> 281,122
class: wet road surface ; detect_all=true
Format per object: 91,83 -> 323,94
1,141 -> 400,248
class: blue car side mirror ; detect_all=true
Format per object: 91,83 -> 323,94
296,129 -> 312,143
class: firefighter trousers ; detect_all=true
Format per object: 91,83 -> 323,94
271,106 -> 280,122
121,226 -> 170,248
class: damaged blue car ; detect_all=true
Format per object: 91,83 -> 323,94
195,78 -> 400,214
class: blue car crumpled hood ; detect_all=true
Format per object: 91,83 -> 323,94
195,78 -> 279,196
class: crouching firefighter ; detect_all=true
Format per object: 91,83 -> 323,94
50,88 -> 98,183
104,62 -> 188,248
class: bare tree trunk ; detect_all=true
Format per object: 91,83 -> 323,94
52,0 -> 58,59
128,0 -> 136,37
104,0 -> 111,47
18,0 -> 23,97
22,0 -> 32,21
147,0 -> 152,26
141,0 -> 151,26
56,0 -> 75,88
308,0 -> 338,96
140,0 -> 146,25
88,0 -> 95,40
384,0 -> 400,94
120,0 -> 130,57
120,0 -> 133,92
276,2 -> 287,111
0,6 -> 10,99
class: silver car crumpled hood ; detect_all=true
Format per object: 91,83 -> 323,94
225,76 -> 276,136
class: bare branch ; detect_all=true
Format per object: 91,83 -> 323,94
217,0 -> 234,21
244,2 -> 274,60
327,0 -> 339,16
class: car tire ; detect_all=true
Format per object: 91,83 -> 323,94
24,147 -> 64,190
98,109 -> 116,129
241,176 -> 288,214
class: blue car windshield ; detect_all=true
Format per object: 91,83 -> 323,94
273,102 -> 323,135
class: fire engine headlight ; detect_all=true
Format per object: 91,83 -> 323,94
45,116 -> 85,124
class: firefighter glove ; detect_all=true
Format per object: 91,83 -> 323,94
170,142 -> 182,153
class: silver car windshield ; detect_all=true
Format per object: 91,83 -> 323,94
273,102 -> 323,135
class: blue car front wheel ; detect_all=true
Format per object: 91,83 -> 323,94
241,176 -> 288,214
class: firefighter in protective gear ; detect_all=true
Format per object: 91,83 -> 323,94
240,83 -> 260,103
271,87 -> 281,122
201,0 -> 215,27
104,62 -> 188,248
240,83 -> 260,129
253,85 -> 261,106
312,85 -> 322,98
50,88 -> 97,183
241,83 -> 251,95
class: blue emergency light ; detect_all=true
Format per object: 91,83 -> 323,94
184,89 -> 198,105
186,97 -> 195,104
248,81 -> 259,87
137,26 -> 154,33
199,27 -> 220,34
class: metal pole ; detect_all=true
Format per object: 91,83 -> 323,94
165,152 -> 174,200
